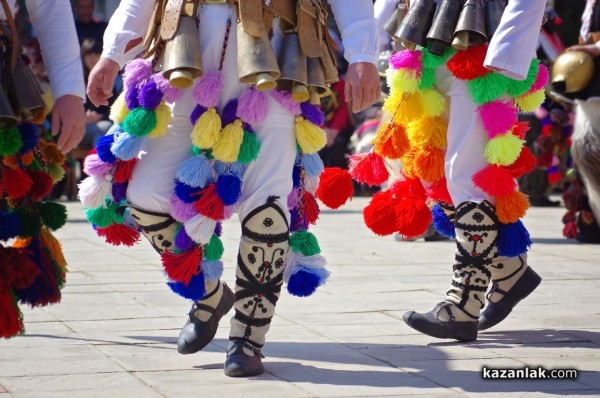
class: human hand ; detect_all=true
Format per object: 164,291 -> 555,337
87,57 -> 120,107
51,94 -> 85,154
345,62 -> 381,113
566,44 -> 600,57
85,109 -> 102,124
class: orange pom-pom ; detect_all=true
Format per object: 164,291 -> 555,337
316,167 -> 354,209
302,192 -> 320,225
20,151 -> 35,166
2,154 -> 18,168
394,198 -> 431,238
348,152 -> 390,186
413,146 -> 445,182
472,165 -> 516,196
401,149 -> 418,179
373,122 -> 411,159
161,247 -> 202,285
446,45 -> 489,80
505,146 -> 536,178
363,190 -> 398,236
496,191 -> 529,223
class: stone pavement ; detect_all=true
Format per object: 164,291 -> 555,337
1,198 -> 599,397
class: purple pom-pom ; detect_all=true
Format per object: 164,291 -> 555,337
138,80 -> 163,110
123,59 -> 152,89
221,99 -> 239,126
190,104 -> 207,125
236,89 -> 269,125
175,227 -> 197,252
193,71 -> 223,108
152,73 -> 183,103
300,102 -> 325,126
112,182 -> 128,203
271,89 -> 301,115
214,222 -> 222,237
170,194 -> 197,223
125,86 -> 139,110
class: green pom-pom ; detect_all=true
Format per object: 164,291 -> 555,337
0,126 -> 23,156
47,162 -> 66,183
86,200 -> 126,228
418,68 -> 436,90
38,201 -> 67,231
192,146 -> 202,156
506,59 -> 540,98
204,234 -> 224,261
422,47 -> 456,70
16,209 -> 41,237
237,130 -> 261,164
122,107 -> 157,137
468,73 -> 509,105
289,230 -> 321,256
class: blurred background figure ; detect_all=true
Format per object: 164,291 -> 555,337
74,0 -> 107,45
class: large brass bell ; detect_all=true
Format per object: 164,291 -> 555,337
237,23 -> 280,91
277,33 -> 309,103
484,0 -> 507,39
384,1 -> 409,39
452,0 -> 487,50
162,13 -> 203,89
307,57 -> 328,105
393,0 -> 437,50
551,50 -> 595,93
426,0 -> 464,56
6,55 -> 46,123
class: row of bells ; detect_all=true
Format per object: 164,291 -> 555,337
160,15 -> 338,104
385,0 -> 507,55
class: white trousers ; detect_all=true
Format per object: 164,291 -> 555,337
127,5 -> 296,222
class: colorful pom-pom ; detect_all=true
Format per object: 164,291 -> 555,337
446,45 -> 489,80
237,130 -> 261,164
295,116 -> 326,154
161,247 -> 202,285
413,146 -> 445,182
0,126 -> 23,156
388,49 -> 423,71
96,134 -> 118,164
96,223 -> 141,246
212,120 -> 244,162
472,165 -> 516,196
505,146 -> 536,178
111,132 -> 143,161
38,202 -> 67,231
176,155 -> 213,188
387,68 -> 420,95
394,198 -> 431,238
419,89 -> 446,118
496,190 -> 530,224
479,100 -> 519,138
467,73 -> 509,105
168,272 -> 206,301
110,92 -> 129,124
237,89 -> 269,125
193,71 -> 223,109
373,122 -> 411,160
149,101 -> 171,137
123,59 -> 152,89
316,167 -> 354,209
123,108 -> 158,137
363,190 -> 398,236
516,89 -> 546,113
407,116 -> 447,149
3,168 -> 33,199
302,192 -> 320,225
0,291 -> 23,338
289,230 -> 321,256
138,80 -> 163,110
201,260 -> 223,282
348,152 -> 390,186
192,107 -> 221,149
184,214 -> 217,245
175,181 -> 202,204
0,211 -> 22,241
204,234 -> 224,261
216,173 -> 242,206
497,220 -> 532,257
431,204 -> 456,238
484,133 -> 524,166
302,153 -> 324,178
194,184 -> 225,220
300,102 -> 325,126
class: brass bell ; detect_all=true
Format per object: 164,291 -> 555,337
5,55 -> 46,123
452,0 -> 487,50
426,0 -> 465,56
307,57 -> 328,105
484,0 -> 507,39
162,14 -> 204,89
0,63 -> 18,129
384,1 -> 409,39
551,50 -> 595,93
277,33 -> 309,103
393,0 -> 437,50
237,23 -> 280,91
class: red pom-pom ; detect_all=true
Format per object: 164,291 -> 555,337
472,165 -> 516,196
363,190 -> 397,236
389,177 -> 426,200
426,177 -> 453,204
316,167 -> 354,209
3,168 -> 33,199
114,158 -> 138,183
536,150 -> 553,168
446,45 -> 489,80
96,224 -> 141,246
0,290 -> 23,338
563,221 -> 577,239
161,246 -> 202,285
505,147 -> 536,178
394,198 -> 431,238
302,192 -> 320,225
348,152 -> 389,186
548,171 -> 561,184
27,171 -> 54,200
194,183 -> 225,220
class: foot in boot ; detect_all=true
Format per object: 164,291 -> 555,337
177,283 -> 235,354
403,302 -> 479,341
224,340 -> 265,377
479,267 -> 542,331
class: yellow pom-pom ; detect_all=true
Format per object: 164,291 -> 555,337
192,107 -> 222,149
149,101 -> 171,137
110,92 -> 129,124
392,92 -> 424,125
516,89 -> 546,113
419,89 -> 446,117
383,91 -> 403,114
295,116 -> 327,154
212,119 -> 243,162
386,69 -> 420,95
407,116 -> 447,149
484,133 -> 524,166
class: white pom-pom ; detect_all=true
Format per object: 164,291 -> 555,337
78,175 -> 113,208
282,251 -> 327,282
184,214 -> 217,244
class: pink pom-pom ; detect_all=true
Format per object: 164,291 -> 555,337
348,152 -> 390,186
535,106 -> 549,119
170,194 -> 198,223
152,73 -> 183,103
270,89 -> 301,115
193,71 -> 223,108
472,165 -> 517,196
237,89 -> 269,125
478,100 -> 519,138
123,59 -> 152,89
388,50 -> 423,72
530,64 -> 549,92
83,153 -> 113,177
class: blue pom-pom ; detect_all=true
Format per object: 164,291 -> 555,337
174,181 -> 202,204
287,266 -> 330,297
18,123 -> 39,153
0,211 -> 22,241
216,174 -> 242,205
201,260 -> 224,282
111,132 -> 143,161
497,220 -> 532,257
176,155 -> 214,188
138,79 -> 163,109
213,161 -> 246,177
96,134 -> 118,164
302,153 -> 324,178
168,272 -> 206,301
431,205 -> 456,239
292,164 -> 302,187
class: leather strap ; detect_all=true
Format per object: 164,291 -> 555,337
297,0 -> 323,58
160,0 -> 186,41
0,0 -> 19,69
238,0 -> 266,38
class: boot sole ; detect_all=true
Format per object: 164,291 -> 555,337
403,311 -> 478,342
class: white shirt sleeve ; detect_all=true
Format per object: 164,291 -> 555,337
483,0 -> 546,80
328,0 -> 379,65
25,0 -> 85,100
101,0 -> 154,69
374,0 -> 398,53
